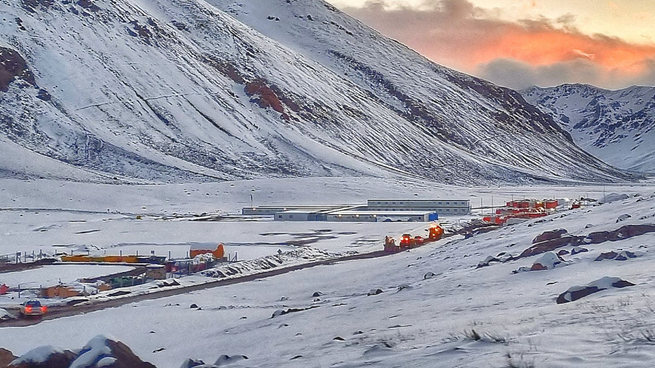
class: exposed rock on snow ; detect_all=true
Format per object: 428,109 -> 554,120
616,214 -> 632,223
570,247 -> 588,255
0,349 -> 17,368
585,225 -> 655,244
595,251 -> 640,262
179,358 -> 206,368
519,224 -> 655,259
532,229 -> 568,244
556,277 -> 635,304
367,288 -> 383,296
8,345 -> 75,368
531,252 -> 566,270
271,306 -> 319,319
514,252 -> 567,273
69,335 -> 155,368
520,230 -> 576,258
603,193 -> 630,203
213,355 -> 248,367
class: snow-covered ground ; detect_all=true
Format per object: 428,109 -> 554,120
0,265 -> 133,290
1,177 -> 655,367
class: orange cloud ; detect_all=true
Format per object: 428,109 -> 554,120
341,0 -> 655,89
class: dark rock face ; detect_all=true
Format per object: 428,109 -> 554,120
96,339 -> 157,368
8,348 -> 76,368
520,235 -> 575,258
586,224 -> 655,244
518,224 -> 655,260
556,277 -> 635,304
595,251 -> 638,261
10,336 -> 159,368
532,229 -> 568,244
20,0 -> 53,13
0,47 -> 36,92
0,348 -> 17,367
556,286 -> 602,304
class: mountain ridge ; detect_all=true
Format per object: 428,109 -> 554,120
0,0 -> 636,184
521,83 -> 655,173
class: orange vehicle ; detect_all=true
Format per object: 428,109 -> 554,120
385,224 -> 444,253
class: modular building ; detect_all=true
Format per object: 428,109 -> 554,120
326,210 -> 437,222
366,199 -> 471,216
243,205 -> 351,216
275,211 -> 329,222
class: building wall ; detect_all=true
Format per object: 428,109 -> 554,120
325,214 -> 377,222
366,199 -> 470,215
275,213 -> 312,221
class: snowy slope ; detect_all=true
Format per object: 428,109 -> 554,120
2,178 -> 655,367
0,0 -> 634,184
522,84 -> 655,174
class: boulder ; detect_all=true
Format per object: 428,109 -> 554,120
0,348 -> 17,368
179,358 -> 207,368
556,277 -> 635,304
532,229 -> 568,244
601,193 -> 629,203
530,252 -> 564,271
520,235 -> 574,258
367,288 -> 383,296
570,247 -> 588,255
616,214 -> 632,223
595,251 -> 638,261
8,346 -> 76,368
69,335 -> 156,368
214,355 -> 248,366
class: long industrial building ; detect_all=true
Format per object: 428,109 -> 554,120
366,199 -> 471,215
242,199 -> 470,222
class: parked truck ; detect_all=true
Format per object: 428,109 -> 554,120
384,224 -> 443,253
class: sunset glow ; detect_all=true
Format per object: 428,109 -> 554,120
330,0 -> 655,89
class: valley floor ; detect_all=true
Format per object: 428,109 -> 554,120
1,177 -> 655,367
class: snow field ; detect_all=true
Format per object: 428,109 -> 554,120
1,177 -> 655,366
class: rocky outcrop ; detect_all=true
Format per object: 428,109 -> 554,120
4,336 -> 155,368
556,277 -> 635,304
519,230 -> 578,258
0,47 -> 36,92
6,346 -> 76,368
595,251 -> 639,262
532,229 -> 568,244
518,224 -> 655,260
0,348 -> 17,368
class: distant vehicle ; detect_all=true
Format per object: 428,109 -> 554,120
20,300 -> 47,317
399,234 -> 413,248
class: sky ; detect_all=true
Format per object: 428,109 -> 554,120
328,0 -> 655,90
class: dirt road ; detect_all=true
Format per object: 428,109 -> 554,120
0,250 -> 388,328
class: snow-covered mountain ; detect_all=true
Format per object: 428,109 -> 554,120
0,0 -> 633,183
522,84 -> 655,174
